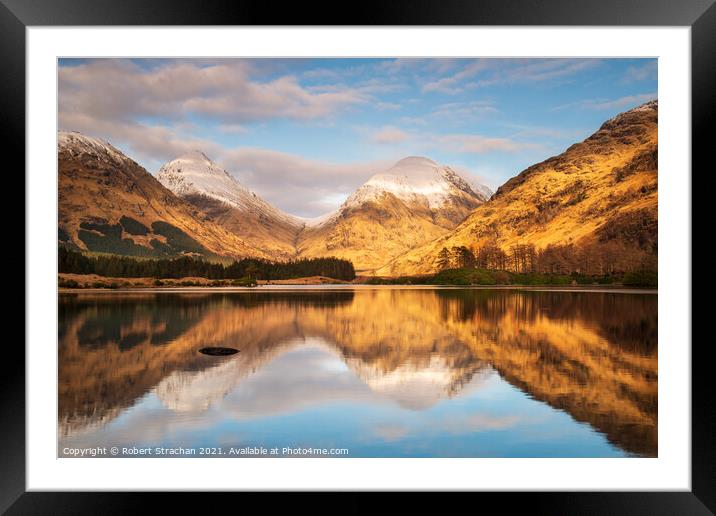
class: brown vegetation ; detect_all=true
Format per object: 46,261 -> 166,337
58,137 -> 275,260
377,101 -> 658,276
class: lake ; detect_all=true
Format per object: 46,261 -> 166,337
58,287 -> 657,458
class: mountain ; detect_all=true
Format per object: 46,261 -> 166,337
59,132 -> 490,269
154,153 -> 491,272
157,151 -> 304,261
376,100 -> 658,276
296,157 -> 491,272
57,131 -> 274,260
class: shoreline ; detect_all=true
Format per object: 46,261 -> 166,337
57,273 -> 656,294
59,284 -> 657,295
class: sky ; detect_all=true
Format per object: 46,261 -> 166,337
58,58 -> 657,218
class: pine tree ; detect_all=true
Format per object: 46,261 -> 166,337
436,247 -> 451,270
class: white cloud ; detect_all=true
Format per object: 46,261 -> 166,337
365,125 -> 537,155
58,111 -> 224,170
422,59 -> 600,94
471,59 -> 599,88
422,60 -> 490,94
438,134 -> 539,154
217,123 -> 248,134
371,126 -> 410,144
397,116 -> 428,126
430,100 -> 498,122
375,101 -> 402,111
219,147 -> 390,217
59,59 -> 368,126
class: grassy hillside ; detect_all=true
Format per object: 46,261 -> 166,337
376,101 -> 658,277
58,133 -> 275,260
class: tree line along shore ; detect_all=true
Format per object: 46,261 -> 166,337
58,247 -> 657,289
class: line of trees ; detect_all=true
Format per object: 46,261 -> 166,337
59,247 -> 356,281
435,240 -> 657,276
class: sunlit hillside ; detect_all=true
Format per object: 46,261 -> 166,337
377,101 -> 658,276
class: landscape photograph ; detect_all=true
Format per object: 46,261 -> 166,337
57,58 -> 657,458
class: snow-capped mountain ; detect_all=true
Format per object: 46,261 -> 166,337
157,151 -> 303,229
309,157 -> 491,230
295,157 -> 491,272
59,131 -> 135,168
157,151 -> 304,259
344,156 -> 489,212
156,152 -> 491,269
57,131 -> 276,260
59,134 -> 493,270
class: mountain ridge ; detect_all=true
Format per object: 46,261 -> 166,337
59,100 -> 656,276
57,131 -> 275,260
157,151 -> 304,260
294,156 -> 490,271
376,100 -> 658,276
155,151 -> 491,271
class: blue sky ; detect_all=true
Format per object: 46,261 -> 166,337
58,58 -> 657,217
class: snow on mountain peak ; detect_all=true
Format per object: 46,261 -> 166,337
58,131 -> 132,167
598,99 -> 658,132
159,151 -> 233,185
158,152 -> 249,199
177,149 -> 213,163
157,151 -> 303,228
173,150 -> 225,171
630,99 -> 657,113
344,156 -> 488,210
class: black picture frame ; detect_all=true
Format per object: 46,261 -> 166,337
3,0 -> 712,512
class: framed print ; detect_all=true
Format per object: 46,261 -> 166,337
5,0 -> 713,512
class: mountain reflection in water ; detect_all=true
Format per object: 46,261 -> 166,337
58,288 -> 657,457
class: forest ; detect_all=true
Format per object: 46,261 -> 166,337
58,247 -> 356,281
435,240 -> 657,276
58,239 -> 657,287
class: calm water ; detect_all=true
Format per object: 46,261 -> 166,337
58,287 -> 657,458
